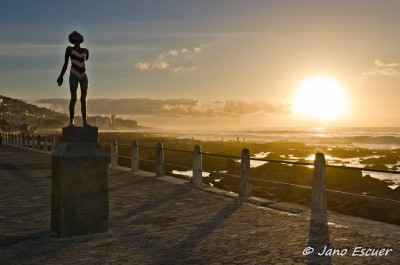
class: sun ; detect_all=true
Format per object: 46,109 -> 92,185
292,75 -> 348,121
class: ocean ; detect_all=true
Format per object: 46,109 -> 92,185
164,127 -> 400,150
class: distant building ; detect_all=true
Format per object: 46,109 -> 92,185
102,116 -> 111,127
95,116 -> 103,127
74,116 -> 83,127
69,115 -> 136,129
111,115 -> 117,127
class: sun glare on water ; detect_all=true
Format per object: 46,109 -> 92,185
292,76 -> 348,121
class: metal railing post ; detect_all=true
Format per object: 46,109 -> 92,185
22,134 -> 26,147
51,135 -> 56,152
32,134 -> 36,149
44,135 -> 48,152
37,135 -> 41,150
192,145 -> 203,188
239,148 -> 251,198
111,139 -> 118,167
312,153 -> 327,214
156,142 -> 164,177
131,140 -> 139,171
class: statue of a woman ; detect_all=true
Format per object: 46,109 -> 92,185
57,31 -> 91,127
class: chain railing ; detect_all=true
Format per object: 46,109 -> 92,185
105,139 -> 400,214
4,133 -> 400,212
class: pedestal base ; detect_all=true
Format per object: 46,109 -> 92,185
51,127 -> 109,237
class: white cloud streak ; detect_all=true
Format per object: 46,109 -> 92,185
362,59 -> 400,79
135,46 -> 203,72
134,62 -> 151,71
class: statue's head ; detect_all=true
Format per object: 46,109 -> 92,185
68,31 -> 84,45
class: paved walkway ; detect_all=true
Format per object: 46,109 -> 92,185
0,145 -> 400,265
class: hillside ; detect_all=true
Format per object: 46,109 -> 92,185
0,95 -> 67,119
0,95 -> 139,130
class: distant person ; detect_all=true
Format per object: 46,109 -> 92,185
57,31 -> 91,127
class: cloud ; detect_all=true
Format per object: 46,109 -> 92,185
362,59 -> 400,79
172,66 -> 196,72
153,61 -> 169,70
374,59 -> 399,68
135,61 -> 170,70
36,98 -> 291,118
135,46 -> 204,72
134,62 -> 151,71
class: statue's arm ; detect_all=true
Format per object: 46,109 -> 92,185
85,48 -> 89,60
57,47 -> 72,86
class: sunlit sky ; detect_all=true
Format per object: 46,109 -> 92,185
1,0 -> 400,129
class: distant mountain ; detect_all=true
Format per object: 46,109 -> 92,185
0,95 -> 139,130
0,95 -> 67,119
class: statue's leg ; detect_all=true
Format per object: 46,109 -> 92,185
80,75 -> 91,126
69,74 -> 78,126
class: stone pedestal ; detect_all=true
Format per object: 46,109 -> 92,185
51,127 -> 109,237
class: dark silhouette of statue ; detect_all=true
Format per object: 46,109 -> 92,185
57,31 -> 91,127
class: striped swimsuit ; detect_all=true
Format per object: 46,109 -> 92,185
70,47 -> 87,80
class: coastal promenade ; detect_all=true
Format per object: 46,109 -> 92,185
1,145 -> 400,264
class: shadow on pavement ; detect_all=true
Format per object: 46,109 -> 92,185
307,211 -> 331,265
159,198 -> 244,262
